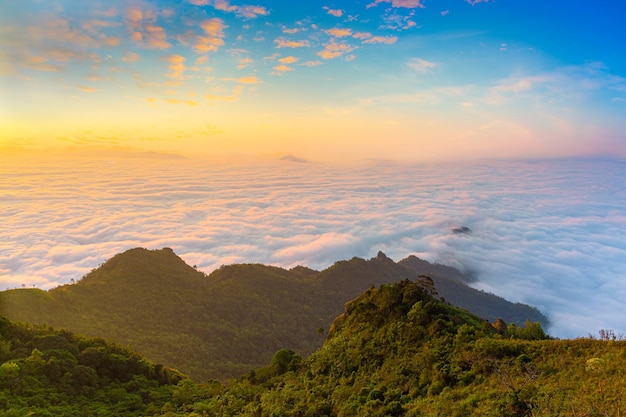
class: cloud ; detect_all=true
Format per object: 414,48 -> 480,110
407,57 -> 436,73
274,38 -> 310,48
324,7 -> 343,17
481,64 -> 624,105
237,57 -> 253,69
144,25 -> 171,49
272,64 -> 293,75
2,156 -> 626,340
124,6 -> 171,49
278,56 -> 298,64
237,75 -> 260,84
380,10 -> 418,30
165,98 -> 198,106
352,32 -> 372,40
282,28 -> 301,34
317,40 -> 357,60
122,52 -> 140,62
203,85 -> 244,101
325,28 -> 353,38
164,54 -> 186,80
194,18 -> 226,53
367,0 -> 425,8
78,85 -> 99,93
235,5 -> 270,19
213,0 -> 269,18
362,35 -> 398,45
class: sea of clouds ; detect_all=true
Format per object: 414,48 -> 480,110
1,154 -> 625,338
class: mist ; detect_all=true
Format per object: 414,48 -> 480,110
2,154 -> 625,338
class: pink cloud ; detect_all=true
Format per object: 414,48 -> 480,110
177,18 -> 225,54
275,38 -> 310,48
164,54 -> 186,80
78,85 -> 99,93
362,35 -> 398,45
145,25 -> 171,49
122,52 -> 140,62
317,39 -> 356,60
324,7 -> 343,17
273,64 -> 293,75
325,28 -> 353,38
278,56 -> 298,64
212,0 -> 269,18
367,0 -> 424,8
237,75 -> 260,84
352,32 -> 372,40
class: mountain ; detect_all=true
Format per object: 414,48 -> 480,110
180,280 -> 624,417
0,248 -> 547,381
3,280 -> 622,416
399,255 -> 547,325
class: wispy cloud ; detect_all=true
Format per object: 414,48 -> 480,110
367,0 -> 425,9
325,28 -> 353,38
237,75 -> 260,84
274,38 -> 310,48
213,0 -> 269,18
122,52 -> 140,62
278,56 -> 298,64
187,0 -> 269,18
272,64 -> 293,75
362,35 -> 398,45
317,40 -> 357,60
407,57 -> 436,73
323,7 -> 343,17
164,54 -> 186,81
193,18 -> 226,53
78,85 -> 99,93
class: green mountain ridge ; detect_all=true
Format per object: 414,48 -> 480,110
197,280 -> 625,417
0,247 -> 547,381
2,279 -> 623,416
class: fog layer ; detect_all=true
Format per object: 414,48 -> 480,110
2,155 -> 625,338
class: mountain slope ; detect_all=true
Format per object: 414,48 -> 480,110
0,315 -> 183,416
399,255 -> 547,325
178,280 -> 624,417
0,248 -> 546,381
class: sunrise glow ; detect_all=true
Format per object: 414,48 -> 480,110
2,0 -> 625,161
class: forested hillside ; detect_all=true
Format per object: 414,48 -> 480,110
2,279 -> 623,416
0,316 -> 183,416
148,279 -> 625,416
0,248 -> 546,381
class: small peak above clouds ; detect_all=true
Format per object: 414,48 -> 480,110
452,226 -> 472,235
278,154 -> 308,163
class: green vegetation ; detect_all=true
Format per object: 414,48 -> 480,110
399,255 -> 548,325
2,278 -> 623,416
142,280 -> 625,416
0,316 -> 183,416
0,248 -> 547,382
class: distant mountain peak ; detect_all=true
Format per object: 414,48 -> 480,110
278,154 -> 308,163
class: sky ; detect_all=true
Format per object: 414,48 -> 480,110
2,1 -> 626,339
1,0 -> 626,161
